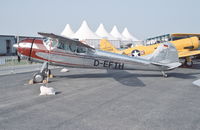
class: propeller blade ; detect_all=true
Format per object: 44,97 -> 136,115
17,55 -> 21,62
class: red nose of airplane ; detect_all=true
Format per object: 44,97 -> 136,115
14,39 -> 36,57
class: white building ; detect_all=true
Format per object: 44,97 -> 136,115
110,25 -> 127,41
96,24 -> 120,48
0,35 -> 42,56
96,24 -> 116,40
61,24 -> 74,38
0,35 -> 16,56
72,20 -> 101,48
73,20 -> 100,40
60,21 -> 139,49
121,27 -> 141,47
122,27 -> 139,41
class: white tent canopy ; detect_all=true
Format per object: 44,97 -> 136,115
96,24 -> 117,40
110,25 -> 127,41
122,27 -> 139,41
73,20 -> 101,40
61,24 -> 74,38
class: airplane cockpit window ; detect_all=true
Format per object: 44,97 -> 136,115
43,38 -> 58,49
77,46 -> 86,53
43,38 -> 49,43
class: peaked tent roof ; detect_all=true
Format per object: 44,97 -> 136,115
122,27 -> 139,41
73,20 -> 101,40
61,24 -> 74,38
96,24 -> 117,40
110,25 -> 127,41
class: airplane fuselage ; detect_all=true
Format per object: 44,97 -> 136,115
17,38 -> 168,72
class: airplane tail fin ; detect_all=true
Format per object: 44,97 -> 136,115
100,39 -> 121,54
149,42 -> 181,69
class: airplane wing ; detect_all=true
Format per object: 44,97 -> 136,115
38,32 -> 95,50
178,50 -> 200,58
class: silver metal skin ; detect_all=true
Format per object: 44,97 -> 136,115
14,33 -> 182,78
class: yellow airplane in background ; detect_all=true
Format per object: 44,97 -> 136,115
100,33 -> 200,67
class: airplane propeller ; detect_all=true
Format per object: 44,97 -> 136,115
17,53 -> 21,62
14,44 -> 21,63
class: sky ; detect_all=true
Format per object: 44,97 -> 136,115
0,0 -> 199,40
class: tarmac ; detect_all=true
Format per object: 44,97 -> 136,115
0,62 -> 200,130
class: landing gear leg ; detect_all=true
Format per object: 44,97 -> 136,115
184,57 -> 193,67
161,71 -> 168,78
32,62 -> 52,83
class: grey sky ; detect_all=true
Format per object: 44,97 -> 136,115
0,0 -> 199,39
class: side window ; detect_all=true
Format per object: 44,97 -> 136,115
57,42 -> 65,49
63,43 -> 69,51
77,46 -> 86,53
57,41 -> 70,52
69,43 -> 77,52
87,48 -> 94,54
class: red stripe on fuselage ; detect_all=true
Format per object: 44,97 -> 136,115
20,39 -> 43,44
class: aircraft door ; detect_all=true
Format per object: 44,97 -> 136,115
76,46 -> 88,66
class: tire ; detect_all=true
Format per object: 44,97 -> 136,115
33,72 -> 44,83
185,61 -> 193,67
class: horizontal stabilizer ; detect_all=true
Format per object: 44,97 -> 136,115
152,62 -> 181,70
165,62 -> 182,69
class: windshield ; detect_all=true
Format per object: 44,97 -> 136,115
43,38 -> 58,50
56,39 -> 88,54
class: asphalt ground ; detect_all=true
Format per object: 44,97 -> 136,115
0,62 -> 200,130
0,64 -> 58,76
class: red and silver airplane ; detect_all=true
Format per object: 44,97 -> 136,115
13,32 -> 181,83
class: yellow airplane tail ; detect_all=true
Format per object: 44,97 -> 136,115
100,39 -> 121,53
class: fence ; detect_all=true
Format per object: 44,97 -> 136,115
0,56 -> 57,75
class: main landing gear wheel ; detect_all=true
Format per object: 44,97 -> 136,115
184,61 -> 193,67
30,62 -> 53,84
183,57 -> 193,68
33,72 -> 44,83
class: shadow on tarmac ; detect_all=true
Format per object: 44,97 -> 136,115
55,69 -> 146,87
54,67 -> 200,87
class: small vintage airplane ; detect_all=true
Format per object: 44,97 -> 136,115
13,32 -> 181,83
100,33 -> 200,67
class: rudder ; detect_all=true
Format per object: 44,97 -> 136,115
150,42 -> 181,69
